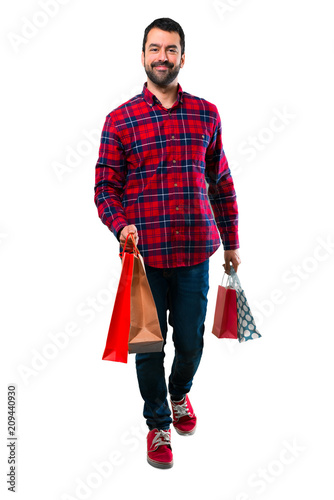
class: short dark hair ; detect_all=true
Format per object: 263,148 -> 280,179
142,18 -> 185,56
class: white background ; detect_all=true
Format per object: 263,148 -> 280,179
1,0 -> 334,498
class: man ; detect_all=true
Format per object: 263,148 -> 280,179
94,18 -> 241,469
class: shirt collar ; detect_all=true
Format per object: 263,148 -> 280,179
142,81 -> 184,107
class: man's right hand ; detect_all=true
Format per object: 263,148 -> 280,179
119,225 -> 139,251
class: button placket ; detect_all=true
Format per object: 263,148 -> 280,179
167,109 -> 180,240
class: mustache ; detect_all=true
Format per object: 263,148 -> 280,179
152,62 -> 174,69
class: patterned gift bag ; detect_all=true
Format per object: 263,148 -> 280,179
229,267 -> 262,343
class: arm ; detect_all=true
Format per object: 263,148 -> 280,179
94,114 -> 129,239
205,107 -> 241,272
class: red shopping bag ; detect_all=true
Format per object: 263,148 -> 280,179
102,245 -> 134,363
212,275 -> 238,339
102,233 -> 163,363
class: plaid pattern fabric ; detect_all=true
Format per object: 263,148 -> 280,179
94,82 -> 239,268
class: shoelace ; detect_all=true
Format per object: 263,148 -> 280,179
171,398 -> 192,420
151,430 -> 171,450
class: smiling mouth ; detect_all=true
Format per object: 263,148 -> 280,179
153,64 -> 171,69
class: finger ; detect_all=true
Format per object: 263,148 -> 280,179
233,257 -> 241,272
123,231 -> 135,242
125,235 -> 138,249
127,232 -> 136,242
127,227 -> 138,238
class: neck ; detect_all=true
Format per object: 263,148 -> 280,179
146,79 -> 179,108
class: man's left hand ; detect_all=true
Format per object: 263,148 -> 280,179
223,249 -> 241,274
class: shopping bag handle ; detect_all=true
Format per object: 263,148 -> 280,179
119,232 -> 140,259
221,265 -> 241,289
220,272 -> 231,288
229,265 -> 242,291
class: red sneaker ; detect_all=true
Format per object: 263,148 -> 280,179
171,395 -> 197,435
147,429 -> 173,469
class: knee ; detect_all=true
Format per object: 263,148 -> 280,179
135,350 -> 165,366
174,344 -> 203,361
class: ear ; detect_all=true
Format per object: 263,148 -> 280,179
180,53 -> 185,68
141,51 -> 145,67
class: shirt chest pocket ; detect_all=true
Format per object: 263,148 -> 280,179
181,132 -> 211,161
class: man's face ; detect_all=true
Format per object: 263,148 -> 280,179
141,28 -> 185,87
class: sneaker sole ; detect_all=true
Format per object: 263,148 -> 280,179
147,456 -> 174,469
174,424 -> 197,436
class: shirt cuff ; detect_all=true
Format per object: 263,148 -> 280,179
107,217 -> 128,241
220,230 -> 239,250
117,228 -> 124,241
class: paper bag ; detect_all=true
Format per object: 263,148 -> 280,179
102,233 -> 163,363
128,252 -> 164,353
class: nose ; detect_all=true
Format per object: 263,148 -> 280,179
158,48 -> 168,61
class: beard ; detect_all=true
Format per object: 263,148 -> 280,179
144,59 -> 182,87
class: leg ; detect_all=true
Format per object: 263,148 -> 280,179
168,259 -> 210,399
135,265 -> 172,430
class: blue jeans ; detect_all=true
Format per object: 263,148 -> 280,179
135,259 -> 210,431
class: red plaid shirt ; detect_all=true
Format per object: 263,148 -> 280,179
94,82 -> 239,268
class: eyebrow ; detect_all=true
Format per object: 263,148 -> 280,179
148,43 -> 178,49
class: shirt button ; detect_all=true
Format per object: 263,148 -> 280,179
172,135 -> 175,139
176,231 -> 179,235
176,206 -> 179,210
202,135 -> 205,139
174,183 -> 178,187
173,159 -> 176,163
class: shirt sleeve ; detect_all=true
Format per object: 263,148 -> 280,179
205,107 -> 239,250
94,114 -> 129,239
